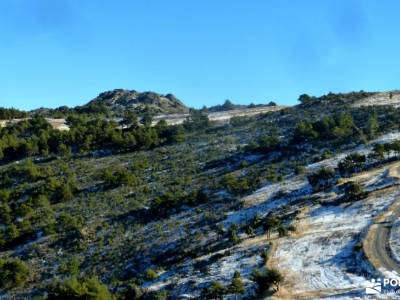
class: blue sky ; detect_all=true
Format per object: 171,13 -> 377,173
1,0 -> 400,110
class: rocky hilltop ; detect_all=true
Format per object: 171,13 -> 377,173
85,89 -> 189,114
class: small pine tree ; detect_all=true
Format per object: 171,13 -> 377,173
60,184 -> 73,202
229,224 -> 240,244
123,282 -> 143,300
261,249 -> 269,264
343,181 -> 367,202
229,271 -> 245,296
141,113 -> 153,127
245,225 -> 255,236
277,225 -> 288,237
58,143 -> 72,158
59,256 -> 81,276
365,114 -> 379,139
251,267 -> 283,294
6,223 -> 19,241
203,281 -> 226,299
145,269 -> 158,281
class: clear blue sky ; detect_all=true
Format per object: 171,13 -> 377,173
1,0 -> 400,110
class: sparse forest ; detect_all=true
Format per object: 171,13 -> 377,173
2,91 -> 400,299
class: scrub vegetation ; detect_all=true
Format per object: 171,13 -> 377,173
1,90 -> 400,299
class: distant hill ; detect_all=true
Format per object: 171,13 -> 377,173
202,99 -> 277,113
82,89 -> 189,115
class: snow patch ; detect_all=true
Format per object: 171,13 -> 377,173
222,176 -> 311,228
273,192 -> 399,298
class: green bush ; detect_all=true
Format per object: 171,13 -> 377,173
251,267 -> 283,294
298,94 -> 316,104
59,256 -> 81,276
277,225 -> 288,237
144,269 -> 158,281
343,181 -> 367,202
0,258 -> 29,289
47,276 -> 113,300
338,153 -> 366,176
183,110 -> 210,131
246,134 -> 281,153
202,281 -> 226,299
141,290 -> 168,300
56,213 -> 83,249
262,215 -> 281,238
0,202 -> 12,225
294,165 -> 306,175
151,189 -> 208,216
307,167 -> 336,191
101,168 -> 136,188
57,213 -> 82,233
261,249 -> 269,264
122,282 -> 143,300
6,223 -> 19,241
365,114 -> 379,138
221,173 -> 256,195
47,174 -> 78,203
0,188 -> 11,202
228,224 -> 240,244
292,121 -> 318,142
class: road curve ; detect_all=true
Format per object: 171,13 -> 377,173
364,199 -> 400,275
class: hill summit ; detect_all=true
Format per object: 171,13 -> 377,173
86,89 -> 189,114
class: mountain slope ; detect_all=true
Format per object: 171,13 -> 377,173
2,90 -> 400,299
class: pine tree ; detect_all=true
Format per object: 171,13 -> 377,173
229,271 -> 245,297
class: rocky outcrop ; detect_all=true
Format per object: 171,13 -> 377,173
86,89 -> 189,114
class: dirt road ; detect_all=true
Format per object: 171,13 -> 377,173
364,198 -> 400,275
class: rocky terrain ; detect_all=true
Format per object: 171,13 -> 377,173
84,89 -> 189,115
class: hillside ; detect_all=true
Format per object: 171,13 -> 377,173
152,105 -> 284,126
1,89 -> 285,130
1,90 -> 400,299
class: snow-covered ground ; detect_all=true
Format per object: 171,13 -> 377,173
352,92 -> 400,108
307,131 -> 400,171
152,106 -> 285,126
222,176 -> 311,228
144,232 -> 267,299
338,161 -> 400,192
0,118 -> 70,131
390,220 -> 400,265
271,188 -> 400,299
144,176 -> 311,299
147,131 -> 400,299
375,131 -> 400,144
